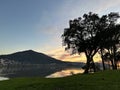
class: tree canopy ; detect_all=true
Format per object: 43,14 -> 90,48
62,12 -> 120,73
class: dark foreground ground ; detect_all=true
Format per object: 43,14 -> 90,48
0,70 -> 120,90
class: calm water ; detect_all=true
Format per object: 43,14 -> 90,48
46,68 -> 84,78
0,65 -> 84,80
0,77 -> 9,81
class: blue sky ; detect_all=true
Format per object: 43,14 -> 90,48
0,0 -> 120,62
0,0 -> 61,53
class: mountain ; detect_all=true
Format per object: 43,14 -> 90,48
0,50 -> 64,65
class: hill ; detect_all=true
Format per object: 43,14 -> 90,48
0,70 -> 119,90
0,50 -> 85,78
0,50 -> 64,65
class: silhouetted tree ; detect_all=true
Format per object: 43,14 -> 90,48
62,12 -> 120,73
103,24 -> 120,70
95,12 -> 120,70
97,15 -> 109,70
107,13 -> 120,69
116,51 -> 120,68
98,49 -> 107,70
97,12 -> 120,70
62,12 -> 101,73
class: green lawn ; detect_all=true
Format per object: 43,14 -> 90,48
0,70 -> 120,90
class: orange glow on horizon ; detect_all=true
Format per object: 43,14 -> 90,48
44,48 -> 102,63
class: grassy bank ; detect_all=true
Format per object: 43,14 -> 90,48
0,70 -> 120,90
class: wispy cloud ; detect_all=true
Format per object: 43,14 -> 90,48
36,0 -> 120,62
43,47 -> 101,62
36,0 -> 120,37
45,48 -> 86,62
94,0 -> 120,14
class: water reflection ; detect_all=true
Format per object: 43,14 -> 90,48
0,77 -> 9,81
0,65 -> 84,79
0,65 -> 63,78
46,68 -> 84,78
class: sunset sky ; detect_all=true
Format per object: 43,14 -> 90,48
0,0 -> 120,62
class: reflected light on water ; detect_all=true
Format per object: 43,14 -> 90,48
46,68 -> 84,78
0,77 -> 9,81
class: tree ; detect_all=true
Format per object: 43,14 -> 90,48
97,15 -> 108,70
62,12 -> 120,73
107,13 -> 120,69
62,12 -> 102,73
97,12 -> 120,70
115,51 -> 120,68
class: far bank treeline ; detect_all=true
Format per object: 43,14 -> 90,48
62,12 -> 120,73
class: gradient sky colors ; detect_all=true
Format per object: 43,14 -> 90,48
0,0 -> 120,62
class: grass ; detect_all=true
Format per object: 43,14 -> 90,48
0,70 -> 120,90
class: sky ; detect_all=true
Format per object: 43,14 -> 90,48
0,0 -> 120,62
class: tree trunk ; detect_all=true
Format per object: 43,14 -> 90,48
84,61 -> 90,74
91,60 -> 96,72
108,61 -> 111,69
84,56 -> 93,74
110,59 -> 115,70
114,61 -> 117,69
102,58 -> 105,70
110,46 -> 116,70
101,49 -> 105,70
113,45 -> 117,69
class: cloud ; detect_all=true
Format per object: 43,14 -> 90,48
36,0 -> 120,39
42,47 -> 101,62
56,0 -> 120,19
36,0 -> 120,62
44,47 -> 86,62
94,0 -> 120,14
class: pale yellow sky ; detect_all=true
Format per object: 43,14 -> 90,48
44,47 -> 102,62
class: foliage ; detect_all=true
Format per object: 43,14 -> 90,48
62,12 -> 120,73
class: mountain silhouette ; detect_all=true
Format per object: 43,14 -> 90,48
0,50 -> 64,64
